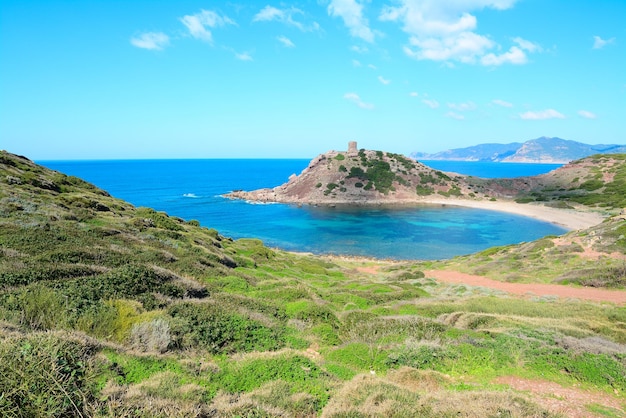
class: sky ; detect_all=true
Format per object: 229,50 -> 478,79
1,0 -> 624,160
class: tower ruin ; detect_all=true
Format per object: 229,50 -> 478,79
347,141 -> 358,156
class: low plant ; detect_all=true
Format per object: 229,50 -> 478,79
0,332 -> 100,417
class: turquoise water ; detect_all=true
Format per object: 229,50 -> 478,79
40,159 -> 567,260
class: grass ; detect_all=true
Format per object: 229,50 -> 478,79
1,150 -> 626,416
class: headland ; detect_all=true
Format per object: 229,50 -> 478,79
225,142 -> 617,230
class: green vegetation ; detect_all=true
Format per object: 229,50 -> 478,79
1,150 -> 626,416
347,151 -> 404,194
490,154 -> 626,210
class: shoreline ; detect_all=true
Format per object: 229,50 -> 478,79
418,198 -> 606,230
229,190 -> 607,231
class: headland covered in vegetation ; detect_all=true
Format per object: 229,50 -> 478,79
226,142 -> 619,230
1,149 -> 626,417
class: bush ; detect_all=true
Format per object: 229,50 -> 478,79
0,333 -> 99,417
167,302 -> 284,353
416,185 -> 433,196
129,318 -> 171,353
18,284 -> 66,330
75,302 -> 119,339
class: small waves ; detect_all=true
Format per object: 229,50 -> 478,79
183,193 -> 199,198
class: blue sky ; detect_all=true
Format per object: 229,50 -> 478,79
1,0 -> 624,159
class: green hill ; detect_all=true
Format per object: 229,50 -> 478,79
1,150 -> 625,417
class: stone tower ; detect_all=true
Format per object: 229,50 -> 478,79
347,141 -> 358,156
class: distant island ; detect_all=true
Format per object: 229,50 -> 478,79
225,141 -> 625,229
411,136 -> 626,163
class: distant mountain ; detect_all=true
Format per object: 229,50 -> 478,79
411,137 -> 626,163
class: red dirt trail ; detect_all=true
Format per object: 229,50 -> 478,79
425,270 -> 626,305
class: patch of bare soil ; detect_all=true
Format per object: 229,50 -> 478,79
355,265 -> 382,275
494,376 -> 625,418
552,236 -> 626,261
425,270 -> 626,305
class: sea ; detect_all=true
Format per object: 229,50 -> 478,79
39,159 -> 566,260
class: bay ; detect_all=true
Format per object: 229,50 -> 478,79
39,159 -> 567,260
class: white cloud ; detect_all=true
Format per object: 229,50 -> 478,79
481,46 -> 527,66
254,6 -> 283,22
403,31 -> 494,63
379,0 -> 541,66
409,92 -> 419,97
513,37 -> 542,53
235,52 -> 253,61
367,64 -> 377,70
344,92 -> 374,109
593,35 -> 615,49
448,101 -> 476,111
277,35 -> 295,48
481,37 -> 541,65
446,112 -> 465,120
380,0 -> 516,37
378,76 -> 391,85
352,59 -> 362,67
578,110 -> 597,119
351,45 -> 369,54
422,99 -> 439,109
180,10 -> 235,43
492,99 -> 513,107
130,32 -> 170,50
328,0 -> 375,43
519,109 -> 565,120
253,5 -> 319,32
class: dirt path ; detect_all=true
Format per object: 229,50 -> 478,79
494,376 -> 625,417
425,270 -> 626,305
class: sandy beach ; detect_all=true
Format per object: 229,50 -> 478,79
419,198 -> 606,230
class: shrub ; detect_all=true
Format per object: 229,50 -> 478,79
130,318 -> 171,353
18,284 -> 66,330
167,302 -> 284,353
416,185 -> 433,196
134,207 -> 183,231
0,333 -> 99,417
579,179 -> 604,191
75,302 -> 119,339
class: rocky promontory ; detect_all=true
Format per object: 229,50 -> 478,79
224,143 -> 625,229
225,142 -> 482,205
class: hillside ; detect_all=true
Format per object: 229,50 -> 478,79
471,153 -> 626,210
1,150 -> 626,417
411,137 -> 626,163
